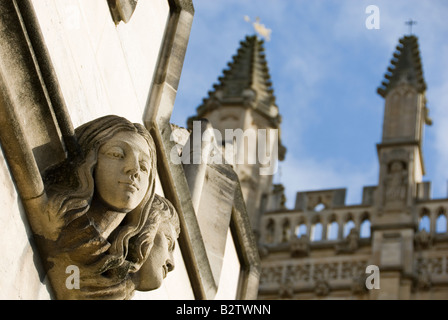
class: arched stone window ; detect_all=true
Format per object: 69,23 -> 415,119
360,218 -> 371,238
343,218 -> 355,238
311,221 -> 323,241
436,208 -> 447,234
265,219 -> 275,243
327,220 -> 339,240
295,223 -> 307,238
418,209 -> 430,232
282,219 -> 291,243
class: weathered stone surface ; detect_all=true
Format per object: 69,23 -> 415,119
37,115 -> 181,299
0,147 -> 51,299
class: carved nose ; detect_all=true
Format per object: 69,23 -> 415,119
126,167 -> 139,179
130,169 -> 139,179
124,157 -> 140,178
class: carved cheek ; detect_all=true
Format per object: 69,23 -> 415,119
95,156 -> 118,192
147,233 -> 167,284
94,155 -> 141,211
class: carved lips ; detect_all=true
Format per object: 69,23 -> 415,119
118,180 -> 139,192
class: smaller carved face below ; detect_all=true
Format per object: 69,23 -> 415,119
95,131 -> 151,212
135,221 -> 177,290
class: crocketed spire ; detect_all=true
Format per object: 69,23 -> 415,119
377,35 -> 426,98
190,35 -> 281,127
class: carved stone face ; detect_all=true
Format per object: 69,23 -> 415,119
138,221 -> 176,290
95,131 -> 151,212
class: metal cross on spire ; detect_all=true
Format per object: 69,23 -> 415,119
405,19 -> 417,35
244,15 -> 272,41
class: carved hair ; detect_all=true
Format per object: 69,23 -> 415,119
45,115 -> 159,271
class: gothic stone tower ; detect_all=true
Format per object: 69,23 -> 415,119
370,35 -> 433,299
188,35 -> 286,237
257,35 -> 448,300
376,35 -> 431,214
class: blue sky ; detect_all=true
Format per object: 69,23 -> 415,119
170,0 -> 448,209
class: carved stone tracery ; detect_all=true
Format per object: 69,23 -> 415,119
278,276 -> 294,299
314,279 -> 330,297
260,259 -> 369,298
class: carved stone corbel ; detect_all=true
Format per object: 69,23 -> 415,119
37,115 -> 180,299
0,0 -> 196,300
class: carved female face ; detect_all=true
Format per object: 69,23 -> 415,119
95,131 -> 151,212
137,221 -> 177,290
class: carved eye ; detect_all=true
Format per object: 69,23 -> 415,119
111,152 -> 123,158
106,147 -> 124,159
166,236 -> 175,252
140,162 -> 148,173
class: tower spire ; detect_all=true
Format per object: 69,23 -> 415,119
189,35 -> 281,127
186,34 -> 286,234
377,35 -> 426,98
375,35 -> 431,214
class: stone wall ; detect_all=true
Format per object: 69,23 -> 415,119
0,148 -> 51,299
31,0 -> 169,127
